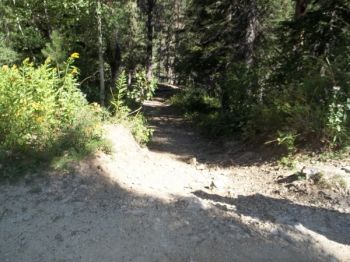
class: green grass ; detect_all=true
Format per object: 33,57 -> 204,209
0,134 -> 113,180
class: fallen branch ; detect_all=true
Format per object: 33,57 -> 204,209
157,82 -> 181,90
79,71 -> 99,85
126,106 -> 143,117
264,133 -> 300,145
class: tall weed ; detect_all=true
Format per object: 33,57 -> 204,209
0,55 -> 107,177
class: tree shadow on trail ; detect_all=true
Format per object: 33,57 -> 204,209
192,190 -> 350,245
0,161 -> 340,262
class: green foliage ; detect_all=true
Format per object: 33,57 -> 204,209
0,56 -> 107,178
276,131 -> 297,168
110,71 -> 154,145
127,113 -> 153,145
111,69 -> 157,110
326,87 -> 350,145
50,138 -> 113,172
171,88 -> 227,136
171,88 -> 220,114
42,31 -> 67,69
111,70 -> 128,112
111,107 -> 153,145
2,0 -> 350,162
175,0 -> 350,155
250,0 -> 350,150
277,131 -> 297,154
129,69 -> 157,104
0,34 -> 18,65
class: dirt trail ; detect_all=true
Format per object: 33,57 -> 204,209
1,90 -> 350,261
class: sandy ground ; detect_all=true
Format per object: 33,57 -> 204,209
0,92 -> 349,262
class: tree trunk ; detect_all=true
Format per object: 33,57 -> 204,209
294,0 -> 310,51
173,0 -> 182,84
295,0 -> 310,18
12,0 -> 24,37
108,29 -> 121,91
97,0 -> 105,106
128,71 -> 132,87
43,0 -> 52,35
165,26 -> 171,82
244,0 -> 259,67
156,36 -> 162,80
146,0 -> 155,81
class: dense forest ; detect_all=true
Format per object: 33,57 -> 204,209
1,0 -> 350,172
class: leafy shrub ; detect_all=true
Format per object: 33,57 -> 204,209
171,88 -> 220,114
129,69 -> 157,104
173,0 -> 350,155
251,1 -> 350,151
171,88 -> 228,136
0,55 -> 107,177
110,71 -> 154,145
41,30 -> 67,70
111,69 -> 157,109
245,54 -> 350,151
111,107 -> 153,145
111,70 -> 128,113
0,33 -> 18,65
126,113 -> 153,145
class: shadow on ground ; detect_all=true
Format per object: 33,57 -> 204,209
144,88 -> 281,167
192,190 -> 350,245
0,160 -> 340,262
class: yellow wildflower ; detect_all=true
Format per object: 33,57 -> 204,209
70,52 -> 80,59
2,65 -> 9,71
71,66 -> 79,75
45,57 -> 52,64
23,58 -> 31,64
36,116 -> 44,123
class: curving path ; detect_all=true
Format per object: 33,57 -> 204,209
0,88 -> 349,261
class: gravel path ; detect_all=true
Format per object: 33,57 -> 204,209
0,91 -> 349,261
